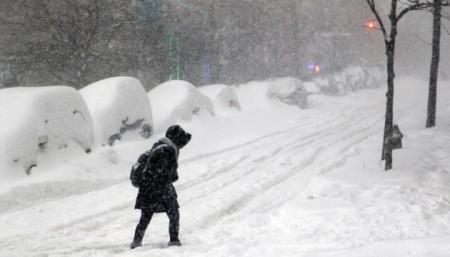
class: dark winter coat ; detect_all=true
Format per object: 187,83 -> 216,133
134,138 -> 180,212
133,125 -> 191,212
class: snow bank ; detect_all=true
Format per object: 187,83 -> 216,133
199,84 -> 241,114
0,86 -> 94,175
266,77 -> 308,109
234,81 -> 272,111
80,77 -> 153,146
309,66 -> 384,96
302,81 -> 321,95
148,80 -> 214,132
235,78 -> 308,111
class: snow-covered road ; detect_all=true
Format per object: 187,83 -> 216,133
1,79 -> 450,257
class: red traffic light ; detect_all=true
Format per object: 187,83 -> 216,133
365,20 -> 377,30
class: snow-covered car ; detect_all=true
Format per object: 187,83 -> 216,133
148,80 -> 215,132
343,66 -> 367,91
235,78 -> 308,111
80,77 -> 153,146
311,66 -> 384,96
302,81 -> 321,95
199,84 -> 241,114
0,86 -> 94,175
266,77 -> 308,109
364,66 -> 385,89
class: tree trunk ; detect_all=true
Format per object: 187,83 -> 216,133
426,0 -> 442,128
382,1 -> 398,171
382,40 -> 396,170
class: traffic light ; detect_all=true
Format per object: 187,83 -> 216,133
365,20 -> 377,31
307,64 -> 322,75
315,65 -> 321,74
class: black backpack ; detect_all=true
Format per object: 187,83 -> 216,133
130,163 -> 143,188
130,139 -> 177,188
130,149 -> 153,188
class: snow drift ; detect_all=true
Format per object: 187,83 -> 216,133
199,84 -> 241,114
302,81 -> 321,95
266,77 -> 308,109
0,86 -> 94,175
148,80 -> 214,132
235,78 -> 308,111
80,77 -> 153,146
312,66 -> 384,96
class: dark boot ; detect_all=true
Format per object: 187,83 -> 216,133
130,241 -> 142,249
168,240 -> 182,247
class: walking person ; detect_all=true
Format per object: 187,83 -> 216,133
130,125 -> 191,249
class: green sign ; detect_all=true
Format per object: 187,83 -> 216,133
136,0 -> 162,23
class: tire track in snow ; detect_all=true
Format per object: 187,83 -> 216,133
238,110 -> 385,215
179,107 -> 383,209
247,123 -> 382,214
186,110 -> 384,230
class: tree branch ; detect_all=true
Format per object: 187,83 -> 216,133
398,0 -> 450,21
366,0 -> 389,41
398,2 -> 433,21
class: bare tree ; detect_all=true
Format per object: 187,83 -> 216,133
365,0 -> 434,170
8,0 -> 132,88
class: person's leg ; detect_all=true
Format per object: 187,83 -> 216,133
132,209 -> 154,247
166,207 -> 180,242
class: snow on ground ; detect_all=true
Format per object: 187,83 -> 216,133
0,77 -> 450,257
80,77 -> 153,146
0,86 -> 93,177
148,80 -> 215,133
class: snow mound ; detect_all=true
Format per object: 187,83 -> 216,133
302,81 -> 321,95
312,66 -> 385,96
234,81 -> 273,111
0,86 -> 94,175
80,77 -> 153,146
266,77 -> 308,109
199,84 -> 241,114
235,78 -> 308,111
364,66 -> 385,89
148,80 -> 215,132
